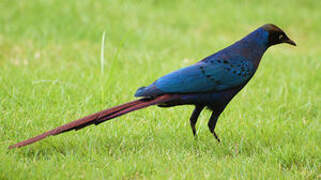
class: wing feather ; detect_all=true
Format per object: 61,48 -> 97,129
154,57 -> 255,93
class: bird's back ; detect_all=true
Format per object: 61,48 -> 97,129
135,27 -> 270,98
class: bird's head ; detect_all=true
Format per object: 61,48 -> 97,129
262,24 -> 296,47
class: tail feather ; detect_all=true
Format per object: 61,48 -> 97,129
96,94 -> 177,124
9,94 -> 177,149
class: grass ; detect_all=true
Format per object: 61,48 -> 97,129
0,0 -> 320,179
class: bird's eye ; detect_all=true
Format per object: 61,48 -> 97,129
278,34 -> 283,40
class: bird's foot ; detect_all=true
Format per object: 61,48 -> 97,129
213,132 -> 221,143
193,134 -> 199,140
192,130 -> 199,140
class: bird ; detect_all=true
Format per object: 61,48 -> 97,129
9,24 -> 296,149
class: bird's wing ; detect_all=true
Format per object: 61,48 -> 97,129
153,57 -> 255,94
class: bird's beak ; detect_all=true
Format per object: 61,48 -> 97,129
285,38 -> 296,46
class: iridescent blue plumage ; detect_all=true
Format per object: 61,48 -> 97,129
135,27 -> 269,97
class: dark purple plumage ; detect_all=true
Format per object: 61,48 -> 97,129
9,24 -> 295,149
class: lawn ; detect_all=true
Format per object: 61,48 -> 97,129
0,0 -> 320,179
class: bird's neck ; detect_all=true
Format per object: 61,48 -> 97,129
230,28 -> 270,67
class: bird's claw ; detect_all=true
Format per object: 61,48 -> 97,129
213,132 -> 220,143
192,131 -> 199,140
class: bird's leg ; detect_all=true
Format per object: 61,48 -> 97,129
208,112 -> 221,142
190,105 -> 204,137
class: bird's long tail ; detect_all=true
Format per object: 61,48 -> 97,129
9,94 -> 177,149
